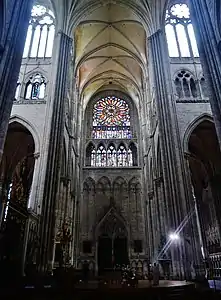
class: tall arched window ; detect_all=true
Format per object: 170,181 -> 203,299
165,3 -> 199,58
86,94 -> 138,167
23,4 -> 55,59
14,82 -> 21,101
25,74 -> 46,100
174,70 -> 198,99
107,144 -> 117,167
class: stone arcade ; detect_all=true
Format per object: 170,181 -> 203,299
0,0 -> 221,281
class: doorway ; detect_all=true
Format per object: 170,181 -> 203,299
114,237 -> 128,266
98,235 -> 112,272
98,235 -> 129,274
96,208 -> 129,274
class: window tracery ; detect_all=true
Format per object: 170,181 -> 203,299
23,4 -> 55,58
174,70 -> 197,99
86,94 -> 138,168
165,3 -> 199,58
25,74 -> 46,100
86,143 -> 137,167
92,96 -> 131,139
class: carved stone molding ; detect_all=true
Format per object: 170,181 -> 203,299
13,100 -> 47,105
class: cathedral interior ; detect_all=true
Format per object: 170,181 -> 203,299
1,0 -> 221,294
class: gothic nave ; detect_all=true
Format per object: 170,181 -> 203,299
0,0 -> 221,293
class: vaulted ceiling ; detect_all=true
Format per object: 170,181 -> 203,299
74,3 -> 147,106
50,0 -> 169,107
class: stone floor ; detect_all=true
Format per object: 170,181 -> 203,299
75,279 -> 193,289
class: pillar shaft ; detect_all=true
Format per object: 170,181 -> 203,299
0,0 -> 33,159
39,32 -> 72,272
148,30 -> 198,278
190,0 -> 221,145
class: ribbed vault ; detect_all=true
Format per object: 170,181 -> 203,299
73,2 -> 147,107
50,0 -> 170,106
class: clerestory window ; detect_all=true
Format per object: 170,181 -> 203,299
165,3 -> 199,58
23,5 -> 55,59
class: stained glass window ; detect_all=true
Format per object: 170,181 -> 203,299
86,143 -> 136,167
93,96 -> 131,139
165,3 -> 199,58
107,145 -> 117,167
86,95 -> 138,168
25,74 -> 46,100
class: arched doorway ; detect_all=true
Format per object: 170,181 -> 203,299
0,122 -> 35,277
96,208 -> 129,274
188,120 -> 221,254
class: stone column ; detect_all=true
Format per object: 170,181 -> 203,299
148,30 -> 196,278
28,152 -> 40,212
39,32 -> 72,272
190,0 -> 221,145
0,0 -> 33,159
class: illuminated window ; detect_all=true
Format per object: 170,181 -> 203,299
93,96 -> 131,139
14,82 -> 21,101
174,70 -> 197,99
25,74 -> 46,100
165,3 -> 199,58
23,5 -> 55,58
86,95 -> 138,167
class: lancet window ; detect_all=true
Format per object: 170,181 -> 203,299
165,3 -> 199,58
14,82 -> 21,101
23,4 -> 55,58
174,70 -> 197,99
25,74 -> 46,100
174,70 -> 209,100
87,143 -> 137,167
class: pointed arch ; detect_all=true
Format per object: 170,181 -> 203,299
84,177 -> 95,191
129,176 -> 141,190
183,114 -> 214,153
95,206 -> 127,239
86,142 -> 95,166
129,142 -> 138,166
23,3 -> 55,59
24,73 -> 47,100
9,115 -> 40,153
165,2 -> 199,58
173,69 -> 198,99
96,143 -> 106,167
107,143 -> 117,167
113,176 -> 127,187
117,142 -> 127,167
97,176 -> 111,188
